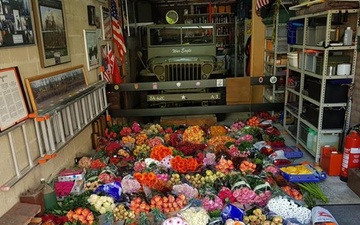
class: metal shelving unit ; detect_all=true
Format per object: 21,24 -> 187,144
284,9 -> 359,162
263,11 -> 288,103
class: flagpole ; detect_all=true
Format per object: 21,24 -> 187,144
124,0 -> 130,36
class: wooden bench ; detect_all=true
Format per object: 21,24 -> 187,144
0,203 -> 41,225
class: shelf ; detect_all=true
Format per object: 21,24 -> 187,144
302,94 -> 347,107
304,45 -> 357,51
289,44 -> 303,49
264,50 -> 288,54
284,125 -> 297,140
288,65 -> 302,73
216,22 -> 235,25
287,87 -> 300,96
285,105 -> 299,119
187,12 -> 234,17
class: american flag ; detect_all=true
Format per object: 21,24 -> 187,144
104,44 -> 122,84
256,0 -> 270,11
102,45 -> 112,82
111,0 -> 126,63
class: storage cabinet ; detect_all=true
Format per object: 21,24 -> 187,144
283,9 -> 359,162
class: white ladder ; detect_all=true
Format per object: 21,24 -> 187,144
0,81 -> 109,190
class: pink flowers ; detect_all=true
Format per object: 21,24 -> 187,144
121,177 -> 141,194
120,127 -> 132,137
132,122 -> 142,134
148,136 -> 164,148
202,195 -> 224,211
232,187 -> 272,207
203,152 -> 216,166
133,161 -> 146,172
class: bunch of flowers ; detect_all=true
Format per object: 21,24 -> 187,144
207,135 -> 235,152
131,122 -> 142,134
87,194 -> 116,214
105,141 -> 121,156
172,183 -> 199,200
121,135 -> 135,145
133,171 -> 158,188
208,125 -> 228,137
175,141 -> 206,156
230,120 -> 246,132
203,152 -> 216,166
120,126 -> 132,137
215,157 -> 234,174
166,130 -> 184,147
143,123 -> 164,137
147,136 -> 164,147
218,187 -> 236,203
98,172 -> 116,184
66,207 -> 94,225
170,156 -> 199,173
133,160 -> 146,172
90,159 -> 107,169
133,144 -> 151,158
121,176 -> 141,194
227,134 -> 255,158
202,195 -> 224,211
150,144 -> 173,161
182,126 -> 205,144
156,173 -> 170,182
135,133 -> 148,145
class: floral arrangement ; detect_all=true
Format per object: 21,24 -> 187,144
87,194 -> 116,214
48,116 -> 313,225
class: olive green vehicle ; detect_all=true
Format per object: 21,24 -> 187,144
138,24 -> 227,108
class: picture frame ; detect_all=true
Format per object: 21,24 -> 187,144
32,0 -> 71,68
87,5 -> 96,26
83,29 -> 100,71
0,67 -> 29,131
100,5 -> 112,40
24,65 -> 89,112
0,0 -> 36,48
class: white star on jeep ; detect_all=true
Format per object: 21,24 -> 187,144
181,95 -> 186,100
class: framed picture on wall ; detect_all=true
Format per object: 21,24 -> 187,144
100,6 -> 112,40
0,67 -> 29,131
83,29 -> 100,71
24,65 -> 88,112
32,0 -> 71,67
0,0 -> 36,48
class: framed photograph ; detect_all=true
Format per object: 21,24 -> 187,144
87,5 -> 96,26
83,29 -> 100,71
100,5 -> 112,40
32,0 -> 71,68
24,65 -> 89,112
0,67 -> 29,131
0,0 -> 36,48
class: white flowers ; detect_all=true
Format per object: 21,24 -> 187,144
88,194 -> 116,214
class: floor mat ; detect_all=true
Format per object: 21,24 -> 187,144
318,176 -> 360,205
319,204 -> 360,225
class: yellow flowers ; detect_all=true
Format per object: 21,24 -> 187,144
280,165 -> 312,175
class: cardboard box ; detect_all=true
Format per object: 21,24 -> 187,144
348,168 -> 360,197
58,168 -> 85,182
226,77 -> 251,105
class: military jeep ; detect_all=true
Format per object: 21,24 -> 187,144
139,24 -> 226,108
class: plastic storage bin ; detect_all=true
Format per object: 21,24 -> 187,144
301,102 -> 345,129
305,79 -> 350,103
287,52 -> 298,67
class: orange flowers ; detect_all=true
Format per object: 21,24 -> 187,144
150,144 -> 173,161
182,126 -> 205,144
133,172 -> 158,188
170,156 -> 199,173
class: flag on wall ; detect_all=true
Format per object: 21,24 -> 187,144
102,45 -> 112,82
106,44 -> 122,84
255,0 -> 270,11
111,0 -> 126,63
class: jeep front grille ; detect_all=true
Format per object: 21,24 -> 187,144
164,63 -> 206,81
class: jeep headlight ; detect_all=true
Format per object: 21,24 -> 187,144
216,60 -> 224,69
153,65 -> 165,76
202,63 -> 213,74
